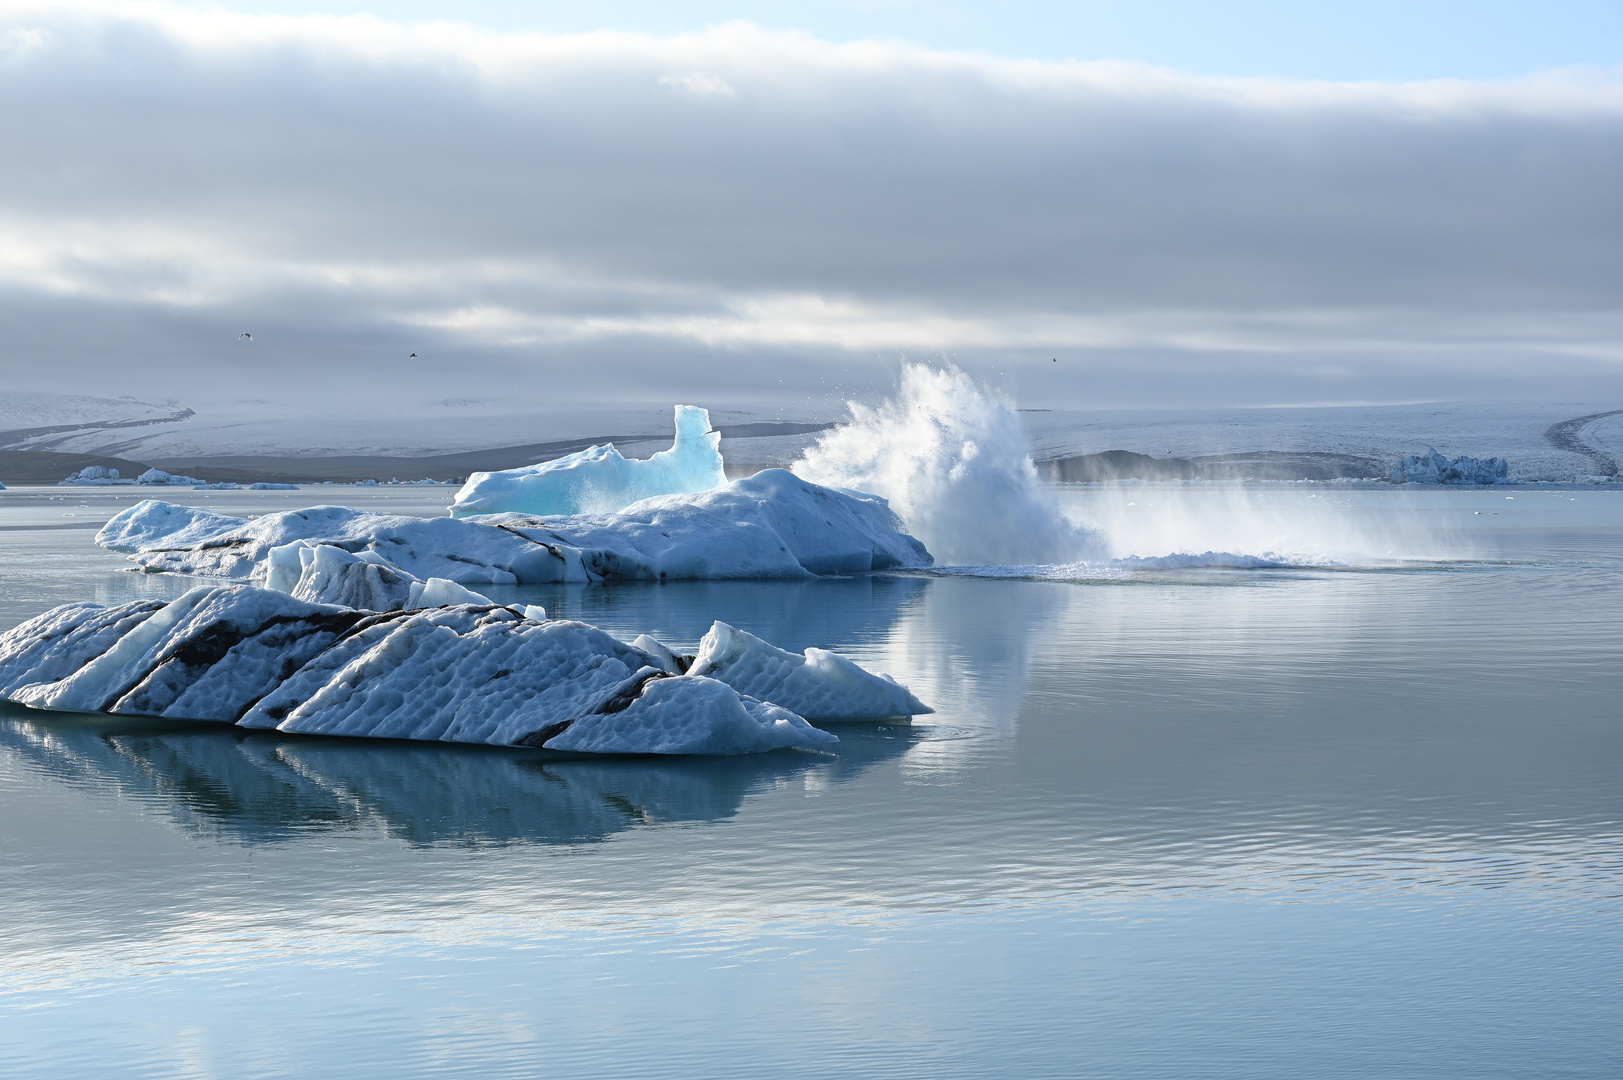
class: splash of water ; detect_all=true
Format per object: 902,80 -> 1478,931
794,364 -> 1106,566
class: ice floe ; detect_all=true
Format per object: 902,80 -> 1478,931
451,404 -> 725,517
1390,448 -> 1510,485
96,470 -> 931,583
0,586 -> 852,754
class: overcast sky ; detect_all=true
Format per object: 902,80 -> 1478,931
0,1 -> 1619,419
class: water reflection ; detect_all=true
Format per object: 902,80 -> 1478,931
0,703 -> 913,847
498,573 -> 930,655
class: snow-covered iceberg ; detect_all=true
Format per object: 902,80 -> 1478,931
97,470 -> 932,583
1390,448 -> 1510,485
60,466 -> 134,486
138,468 -> 204,486
0,587 -> 844,754
450,404 -> 725,517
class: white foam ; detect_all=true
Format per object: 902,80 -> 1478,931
795,364 -> 1106,566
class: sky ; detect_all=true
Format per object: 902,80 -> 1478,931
0,0 -> 1619,427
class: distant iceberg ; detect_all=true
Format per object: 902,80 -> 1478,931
60,466 -> 135,486
96,470 -> 932,584
193,481 -> 242,490
1390,448 -> 1510,485
450,404 -> 725,517
137,468 -> 204,486
249,482 -> 300,490
0,586 -> 927,753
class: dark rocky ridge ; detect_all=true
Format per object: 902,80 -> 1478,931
1036,450 -> 1387,483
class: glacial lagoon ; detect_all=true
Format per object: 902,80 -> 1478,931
1,483 -> 1620,1078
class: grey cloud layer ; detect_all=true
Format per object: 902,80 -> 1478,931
1,7 -> 1620,410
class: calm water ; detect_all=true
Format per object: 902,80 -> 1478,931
1,485 -> 1620,1078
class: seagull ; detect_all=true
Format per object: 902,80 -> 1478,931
239,332 -> 252,341
410,352 -> 417,358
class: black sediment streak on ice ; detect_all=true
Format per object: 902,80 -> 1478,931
1544,410 -> 1623,477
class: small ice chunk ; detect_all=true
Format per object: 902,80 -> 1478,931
450,405 -> 725,517
630,633 -> 688,674
687,621 -> 931,718
407,577 -> 493,608
522,604 -> 548,622
287,544 -> 420,610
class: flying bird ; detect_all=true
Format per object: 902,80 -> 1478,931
410,353 -> 417,358
239,332 -> 252,341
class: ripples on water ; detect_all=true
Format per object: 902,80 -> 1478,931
0,486 -> 1620,1078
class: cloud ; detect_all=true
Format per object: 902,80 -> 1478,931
0,3 -> 1619,416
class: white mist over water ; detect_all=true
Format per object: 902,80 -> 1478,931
794,365 -> 1107,566
795,364 -> 1463,569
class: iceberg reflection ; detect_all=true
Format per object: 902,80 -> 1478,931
0,703 -> 912,846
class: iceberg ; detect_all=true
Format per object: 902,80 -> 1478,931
137,468 -> 204,486
60,466 -> 135,486
193,481 -> 242,490
450,404 -> 725,517
96,470 -> 932,584
249,482 -> 300,490
1390,448 -> 1510,485
0,587 -> 843,754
